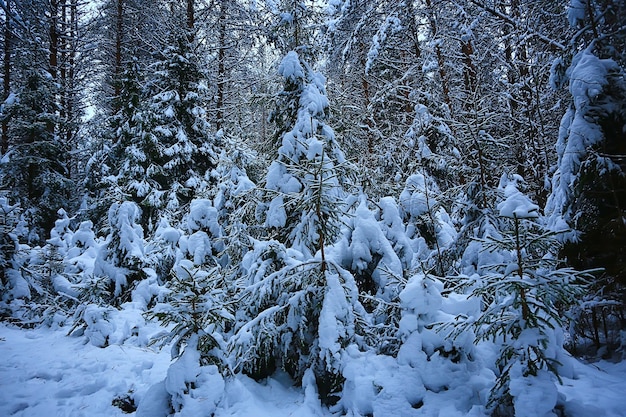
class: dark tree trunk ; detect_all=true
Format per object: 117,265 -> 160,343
49,0 -> 59,80
215,0 -> 227,131
187,0 -> 194,30
113,0 -> 123,115
2,0 -> 11,154
425,0 -> 450,108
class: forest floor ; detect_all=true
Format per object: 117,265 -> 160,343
1,322 -> 625,417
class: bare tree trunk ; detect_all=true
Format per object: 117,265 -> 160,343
425,0 -> 450,108
60,0 -> 67,123
187,0 -> 194,29
47,0 -> 60,154
113,0 -> 123,115
215,0 -> 227,131
66,0 -> 78,180
49,0 -> 59,81
2,0 -> 11,155
461,39 -> 477,98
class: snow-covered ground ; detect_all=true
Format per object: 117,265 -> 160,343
1,322 -> 625,417
0,323 -> 330,417
558,359 -> 626,417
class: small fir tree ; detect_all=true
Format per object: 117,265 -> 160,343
231,48 -> 365,404
149,259 -> 233,368
0,196 -> 20,298
449,175 -> 593,416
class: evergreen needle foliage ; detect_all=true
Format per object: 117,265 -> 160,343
149,260 -> 234,369
447,211 -> 595,415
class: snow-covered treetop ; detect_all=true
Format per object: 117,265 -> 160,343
278,51 -> 305,81
498,174 -> 539,219
261,49 -> 350,256
272,51 -> 345,165
568,49 -> 617,111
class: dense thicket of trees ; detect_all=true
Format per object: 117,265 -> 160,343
1,1 -> 624,415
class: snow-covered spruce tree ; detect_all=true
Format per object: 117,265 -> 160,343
36,217 -> 100,327
1,0 -> 89,244
66,202 -> 149,347
37,209 -> 80,321
137,12 -> 219,227
94,1 -> 220,233
403,103 -> 460,195
145,146 -> 256,285
83,0 -> 164,231
0,208 -> 77,326
146,200 -> 234,363
397,269 -> 478,388
376,196 -> 415,272
258,50 -> 349,258
328,197 -> 406,355
546,0 -> 625,352
230,46 -> 366,403
142,202 -> 232,416
147,217 -> 232,363
451,175 -> 592,417
0,70 -> 71,244
101,59 -> 156,219
43,214 -> 106,322
65,217 -> 120,347
149,258 -> 233,368
140,169 -> 256,414
214,146 -> 256,224
64,220 -> 99,282
177,199 -> 224,269
212,146 -> 256,267
230,240 -> 365,404
135,330 -> 226,417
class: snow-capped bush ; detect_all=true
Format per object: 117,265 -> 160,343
399,174 -> 457,275
93,201 -> 147,303
328,199 -> 405,353
80,303 -> 116,347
